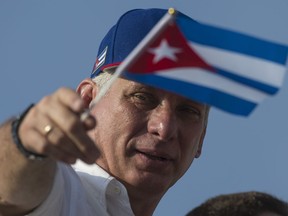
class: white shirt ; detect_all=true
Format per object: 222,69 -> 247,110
27,161 -> 134,216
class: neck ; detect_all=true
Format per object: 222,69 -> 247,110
130,194 -> 160,216
126,185 -> 166,216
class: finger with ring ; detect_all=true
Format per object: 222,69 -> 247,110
44,124 -> 53,136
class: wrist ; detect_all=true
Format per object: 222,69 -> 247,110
11,104 -> 47,160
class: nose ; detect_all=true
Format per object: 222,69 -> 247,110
147,105 -> 178,142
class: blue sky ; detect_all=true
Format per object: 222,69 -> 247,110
1,1 -> 287,215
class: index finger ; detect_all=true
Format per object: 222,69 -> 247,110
54,87 -> 86,114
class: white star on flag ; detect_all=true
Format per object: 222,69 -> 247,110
148,39 -> 182,63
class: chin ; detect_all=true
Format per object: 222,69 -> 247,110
126,170 -> 173,195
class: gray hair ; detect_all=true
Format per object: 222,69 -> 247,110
92,68 -> 114,89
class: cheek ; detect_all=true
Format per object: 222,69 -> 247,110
93,100 -> 145,145
90,101 -> 119,143
91,104 -> 129,166
171,137 -> 201,184
181,128 -> 203,162
115,99 -> 149,131
177,139 -> 201,178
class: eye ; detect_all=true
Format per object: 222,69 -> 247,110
131,92 -> 158,110
134,93 -> 147,101
178,104 -> 202,119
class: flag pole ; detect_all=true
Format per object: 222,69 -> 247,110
90,8 -> 177,108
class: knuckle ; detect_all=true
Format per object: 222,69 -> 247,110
56,87 -> 69,94
39,95 -> 53,107
57,87 -> 78,102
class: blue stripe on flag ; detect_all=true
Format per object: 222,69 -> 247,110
214,67 -> 279,95
124,72 -> 257,116
176,14 -> 288,65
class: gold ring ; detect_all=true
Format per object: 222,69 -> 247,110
44,124 -> 53,136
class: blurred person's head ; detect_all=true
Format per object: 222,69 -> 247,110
186,191 -> 288,216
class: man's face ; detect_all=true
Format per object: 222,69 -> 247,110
90,77 -> 208,197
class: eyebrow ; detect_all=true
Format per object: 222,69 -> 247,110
183,99 -> 206,107
130,82 -> 157,92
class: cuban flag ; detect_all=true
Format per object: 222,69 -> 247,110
112,9 -> 288,116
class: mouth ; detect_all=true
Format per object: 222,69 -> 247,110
135,150 -> 173,162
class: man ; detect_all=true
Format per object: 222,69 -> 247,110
0,8 -> 209,216
186,191 -> 288,216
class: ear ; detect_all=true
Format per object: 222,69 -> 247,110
195,126 -> 207,158
76,78 -> 98,108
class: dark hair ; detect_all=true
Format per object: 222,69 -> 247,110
186,191 -> 288,216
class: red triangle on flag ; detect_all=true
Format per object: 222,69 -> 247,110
128,23 -> 215,74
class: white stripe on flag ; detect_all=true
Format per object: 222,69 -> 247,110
157,68 -> 269,103
189,42 -> 286,88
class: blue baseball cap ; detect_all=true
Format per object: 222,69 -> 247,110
90,8 -> 167,78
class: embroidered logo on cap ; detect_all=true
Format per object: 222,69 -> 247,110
93,46 -> 108,72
